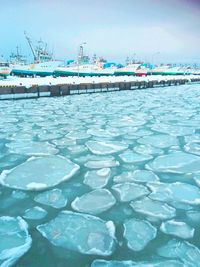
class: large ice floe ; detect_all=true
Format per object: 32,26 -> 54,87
23,206 -> 47,220
0,156 -> 80,191
86,141 -> 128,155
0,216 -> 32,267
112,182 -> 150,202
130,197 -> 176,220
119,150 -> 153,164
91,259 -> 185,267
34,188 -> 68,209
147,181 -> 200,207
137,134 -> 179,149
37,211 -> 116,256
123,218 -> 157,251
83,168 -> 111,189
160,220 -> 194,239
71,189 -> 116,214
146,151 -> 200,173
157,239 -> 200,267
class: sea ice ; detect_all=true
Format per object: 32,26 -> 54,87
160,219 -> 194,239
37,211 -> 116,256
148,181 -> 200,206
23,206 -> 47,220
0,216 -> 32,267
5,141 -> 58,156
0,156 -> 80,191
71,189 -> 116,214
84,168 -> 111,189
184,141 -> 200,156
130,197 -> 176,220
146,151 -> 200,174
131,170 -> 159,183
91,260 -> 184,267
119,150 -> 153,164
138,134 -> 178,149
84,156 -> 119,169
34,188 -> 68,209
123,218 -> 157,251
86,141 -> 128,155
112,182 -> 150,202
133,144 -> 163,156
157,239 -> 200,266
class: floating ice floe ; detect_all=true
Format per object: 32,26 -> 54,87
12,190 -> 29,200
146,151 -> 200,174
184,141 -> 200,156
148,181 -> 200,206
67,145 -> 88,155
5,141 -> 58,156
112,182 -> 150,202
52,138 -> 76,147
138,134 -> 178,149
123,218 -> 157,251
66,131 -> 91,140
133,144 -> 163,156
113,172 -> 136,183
84,168 -> 111,189
160,219 -> 194,239
34,188 -> 68,209
185,210 -> 200,225
91,259 -> 185,267
0,216 -> 32,267
71,189 -> 116,214
131,170 -> 159,183
86,141 -> 128,155
151,124 -> 195,136
0,154 -> 27,170
119,150 -> 153,164
0,156 -> 80,191
84,156 -> 119,169
130,197 -> 176,220
157,239 -> 200,267
23,206 -> 47,220
87,128 -> 121,138
37,211 -> 116,256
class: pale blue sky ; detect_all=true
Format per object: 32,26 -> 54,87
0,0 -> 200,64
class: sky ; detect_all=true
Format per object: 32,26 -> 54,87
0,0 -> 200,64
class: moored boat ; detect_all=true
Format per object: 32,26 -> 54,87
0,62 -> 11,78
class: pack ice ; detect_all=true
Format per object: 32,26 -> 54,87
0,156 -> 80,191
0,216 -> 32,267
37,211 -> 116,256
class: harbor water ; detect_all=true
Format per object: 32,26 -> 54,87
1,84 -> 200,267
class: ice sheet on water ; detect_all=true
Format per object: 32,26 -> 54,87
133,144 -> 163,156
6,141 -> 58,156
160,219 -> 194,239
91,260 -> 185,267
186,210 -> 200,225
12,190 -> 28,200
146,151 -> 200,174
131,170 -> 159,183
34,188 -> 68,209
130,197 -> 176,220
0,156 -> 80,191
37,211 -> 116,256
112,182 -> 150,202
67,145 -> 88,155
71,189 -> 116,214
84,168 -> 111,189
184,141 -> 200,156
151,123 -> 195,136
0,154 -> 27,171
113,172 -> 136,183
157,239 -> 200,267
84,156 -> 119,169
123,218 -> 157,251
119,150 -> 153,164
87,128 -> 121,138
138,134 -> 179,149
23,206 -> 47,220
86,141 -> 128,155
0,216 -> 32,267
148,181 -> 200,206
66,131 -> 91,140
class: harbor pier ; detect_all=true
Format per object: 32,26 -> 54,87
0,75 -> 200,100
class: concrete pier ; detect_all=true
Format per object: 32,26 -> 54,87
0,76 -> 199,100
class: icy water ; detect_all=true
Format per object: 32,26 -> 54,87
1,84 -> 200,267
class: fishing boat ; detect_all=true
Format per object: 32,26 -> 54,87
114,58 -> 142,76
12,33 -> 62,77
0,62 -> 11,78
54,45 -> 116,77
150,65 -> 188,75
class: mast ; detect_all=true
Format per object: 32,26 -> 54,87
24,31 -> 37,62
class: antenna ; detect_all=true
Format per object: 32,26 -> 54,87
24,31 -> 37,62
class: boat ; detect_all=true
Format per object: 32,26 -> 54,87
54,45 -> 116,77
0,62 -> 11,78
135,64 -> 150,77
12,33 -> 62,77
114,58 -> 142,76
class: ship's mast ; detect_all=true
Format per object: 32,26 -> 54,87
24,31 -> 37,62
